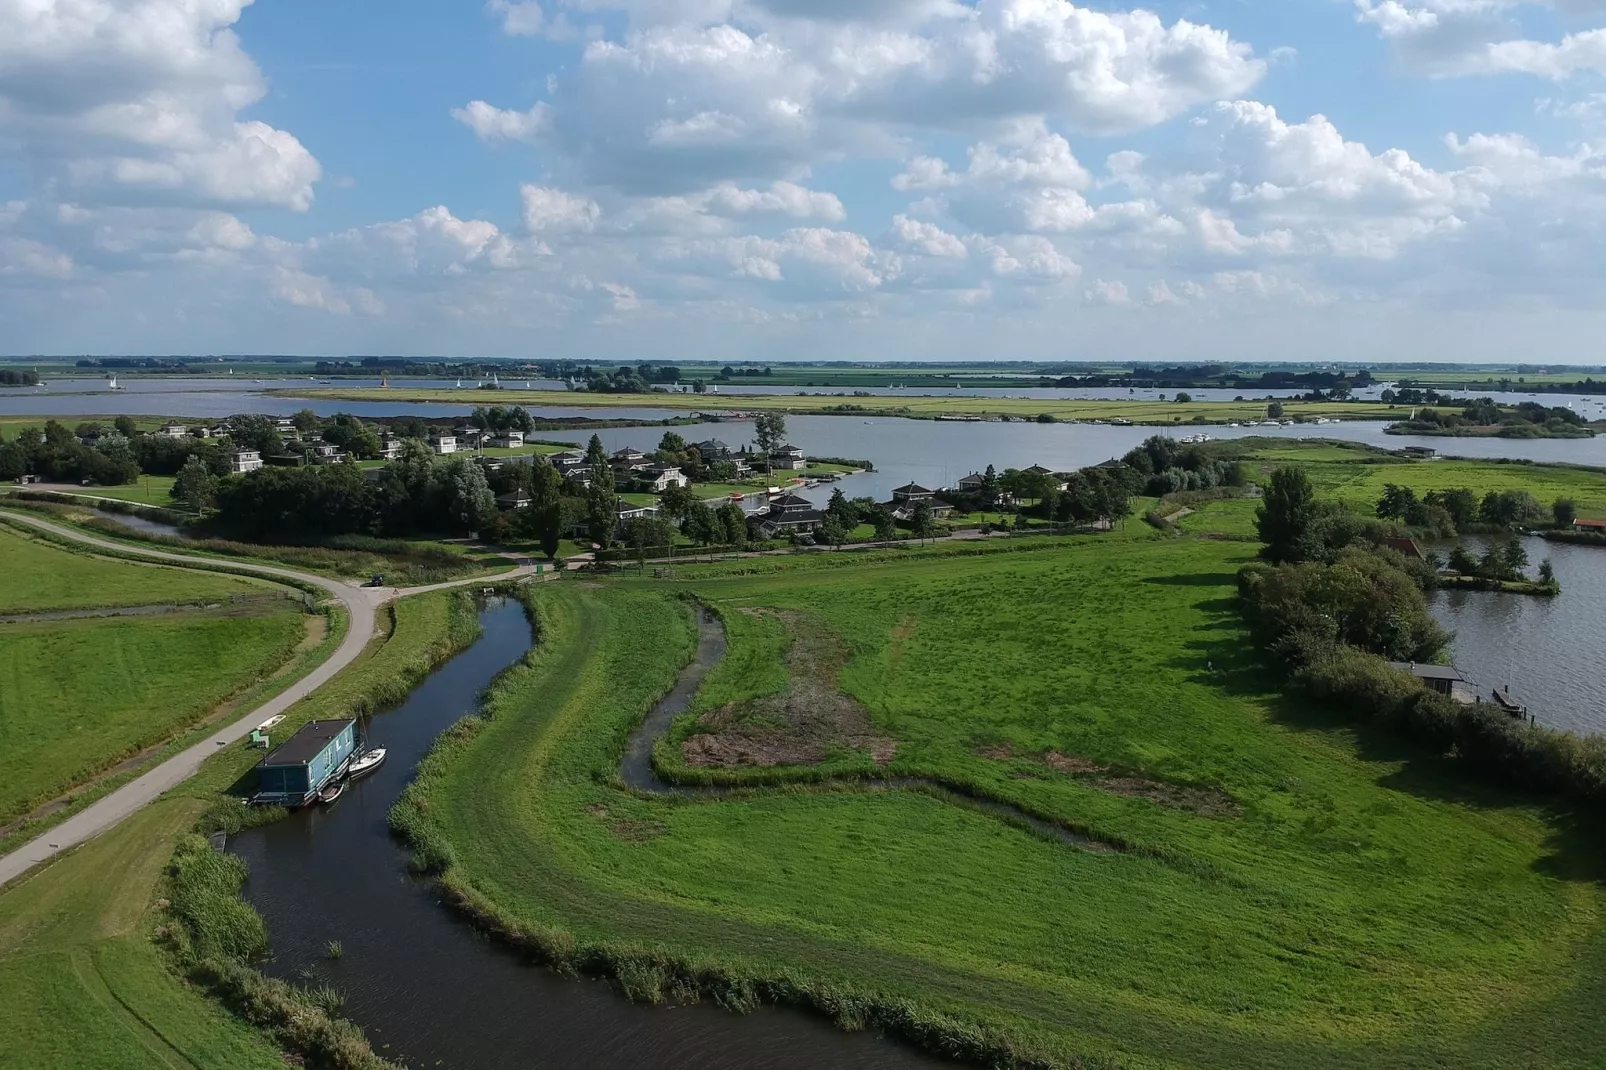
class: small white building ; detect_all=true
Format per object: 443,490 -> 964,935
377,435 -> 403,460
429,434 -> 458,456
770,444 -> 807,471
486,430 -> 525,449
157,422 -> 188,440
637,464 -> 688,492
230,449 -> 263,474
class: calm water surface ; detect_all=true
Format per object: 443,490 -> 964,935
1430,537 -> 1606,737
231,599 -> 949,1070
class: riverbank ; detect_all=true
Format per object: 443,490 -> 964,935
1385,421 -> 1599,438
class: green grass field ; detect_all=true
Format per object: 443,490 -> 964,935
0,527 -> 276,613
412,536 -> 1606,1069
0,605 -> 306,824
279,386 -> 1412,426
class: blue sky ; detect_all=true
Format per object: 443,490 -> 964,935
2,0 -> 1606,363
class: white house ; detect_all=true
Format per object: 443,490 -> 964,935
486,430 -> 525,449
377,435 -> 403,460
229,449 -> 264,474
637,464 -> 688,492
157,422 -> 188,439
429,434 -> 458,455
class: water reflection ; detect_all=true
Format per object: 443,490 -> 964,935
1430,537 -> 1606,736
232,600 -> 948,1070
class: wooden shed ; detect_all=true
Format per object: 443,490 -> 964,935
251,719 -> 356,807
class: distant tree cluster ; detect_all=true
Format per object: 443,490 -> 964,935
0,369 -> 39,386
1120,435 -> 1249,496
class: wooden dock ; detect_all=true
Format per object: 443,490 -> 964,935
1492,686 -> 1530,721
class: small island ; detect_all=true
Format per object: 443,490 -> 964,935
1386,395 -> 1598,438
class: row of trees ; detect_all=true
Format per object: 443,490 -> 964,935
1375,483 -> 1567,533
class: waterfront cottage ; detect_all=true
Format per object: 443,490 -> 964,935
429,434 -> 457,455
229,448 -> 264,474
251,720 -> 357,807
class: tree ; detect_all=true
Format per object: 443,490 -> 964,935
1447,545 -> 1479,575
440,457 -> 498,533
1267,401 -> 1285,419
818,514 -> 847,548
870,503 -> 897,541
1256,465 -> 1316,563
113,416 -> 138,437
825,487 -> 858,529
753,412 -> 787,468
911,500 -> 936,543
681,499 -> 716,545
1375,484 -> 1418,521
1498,537 -> 1529,576
1538,559 -> 1556,586
1175,392 -> 1193,403
1553,498 -> 1578,528
658,431 -> 687,457
715,502 -> 748,548
584,433 -> 607,468
291,408 -> 321,434
528,459 -> 564,560
585,469 -> 617,549
0,440 -> 27,481
658,481 -> 693,519
172,454 -> 219,512
227,414 -> 283,456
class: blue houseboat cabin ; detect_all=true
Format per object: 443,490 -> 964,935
252,719 -> 356,806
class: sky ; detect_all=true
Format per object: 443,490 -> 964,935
2,1 -> 1606,364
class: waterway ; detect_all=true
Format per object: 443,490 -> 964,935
1429,537 -> 1606,737
229,598 -> 948,1070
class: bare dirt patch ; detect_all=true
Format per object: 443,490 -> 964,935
976,742 -> 1014,760
682,610 -> 898,769
611,819 -> 668,842
1044,751 -> 1109,775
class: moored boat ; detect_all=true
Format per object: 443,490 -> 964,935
347,747 -> 387,780
317,781 -> 345,805
257,714 -> 285,732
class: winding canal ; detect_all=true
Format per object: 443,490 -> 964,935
230,598 -> 950,1070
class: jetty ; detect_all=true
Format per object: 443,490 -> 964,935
1492,686 -> 1531,722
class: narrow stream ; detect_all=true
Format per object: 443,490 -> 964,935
230,598 -> 949,1070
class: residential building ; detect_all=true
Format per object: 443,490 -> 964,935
771,444 -> 807,471
308,441 -> 345,463
556,458 -> 592,487
1574,518 -> 1606,532
250,720 -> 357,807
157,421 -> 188,439
956,472 -> 989,494
612,446 -> 648,471
1388,662 -> 1476,705
636,464 -> 688,492
454,425 -> 483,446
486,430 -> 526,449
377,435 -> 403,460
429,434 -> 458,455
496,489 -> 533,510
229,449 -> 264,474
696,438 -> 734,461
891,483 -> 935,502
885,484 -> 954,521
750,493 -> 824,539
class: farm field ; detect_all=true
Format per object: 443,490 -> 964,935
278,386 -> 1411,426
0,526 -> 277,613
0,603 -> 306,824
408,537 -> 1606,1069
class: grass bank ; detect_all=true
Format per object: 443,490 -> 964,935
398,542 -> 1606,1069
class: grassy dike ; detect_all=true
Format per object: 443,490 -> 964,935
0,590 -> 483,1070
390,531 -> 1606,1070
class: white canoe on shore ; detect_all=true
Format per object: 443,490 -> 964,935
257,715 -> 285,732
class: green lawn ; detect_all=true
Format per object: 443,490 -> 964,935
0,527 -> 278,614
412,538 -> 1606,1069
0,605 -> 306,823
0,800 -> 289,1070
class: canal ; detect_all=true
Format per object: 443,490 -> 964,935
229,598 -> 949,1070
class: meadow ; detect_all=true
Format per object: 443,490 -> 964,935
281,386 -> 1410,426
0,603 -> 306,824
404,535 -> 1606,1069
0,526 -> 276,613
0,589 -> 478,1070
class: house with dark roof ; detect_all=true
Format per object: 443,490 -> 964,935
1388,661 -> 1475,705
883,484 -> 955,521
611,446 -> 648,472
555,458 -> 592,487
636,464 -> 688,492
956,472 -> 989,493
496,489 -> 533,510
750,493 -> 824,539
696,439 -> 734,461
891,483 -> 934,502
771,444 -> 807,471
486,430 -> 526,449
1382,536 -> 1425,560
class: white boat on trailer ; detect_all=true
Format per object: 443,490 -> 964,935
347,747 -> 387,780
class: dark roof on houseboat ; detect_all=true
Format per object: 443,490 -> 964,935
260,719 -> 354,767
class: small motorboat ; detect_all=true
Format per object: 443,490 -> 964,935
257,715 -> 285,732
317,781 -> 345,805
347,747 -> 387,780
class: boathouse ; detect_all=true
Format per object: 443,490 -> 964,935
252,719 -> 356,806
1388,662 -> 1475,705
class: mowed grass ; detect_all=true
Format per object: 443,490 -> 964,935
0,526 -> 275,613
0,605 -> 306,823
0,800 -> 288,1070
422,541 -> 1606,1069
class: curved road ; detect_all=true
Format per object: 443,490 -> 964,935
0,512 -> 540,888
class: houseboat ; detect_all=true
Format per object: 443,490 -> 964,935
250,719 -> 356,807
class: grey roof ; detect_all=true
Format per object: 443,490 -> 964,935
769,493 -> 814,510
892,483 -> 932,494
1387,662 -> 1466,682
259,719 -> 353,768
957,472 -> 987,483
